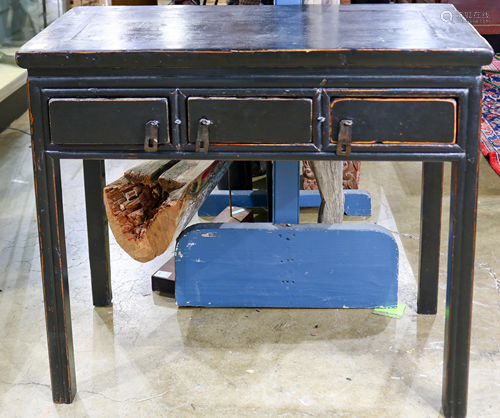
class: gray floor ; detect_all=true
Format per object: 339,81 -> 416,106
1,112 -> 500,418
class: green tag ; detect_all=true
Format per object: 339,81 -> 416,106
373,304 -> 406,319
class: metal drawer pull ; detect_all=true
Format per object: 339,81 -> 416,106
196,118 -> 212,153
337,119 -> 353,156
144,120 -> 160,152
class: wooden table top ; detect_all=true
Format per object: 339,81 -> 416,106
16,5 -> 493,70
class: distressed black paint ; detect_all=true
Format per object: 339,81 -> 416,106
187,97 -> 313,147
330,98 -> 457,145
418,162 -> 444,315
29,82 -> 76,403
83,160 -> 112,307
16,5 -> 492,69
49,98 -> 170,146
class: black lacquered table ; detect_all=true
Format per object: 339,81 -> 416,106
16,5 -> 493,417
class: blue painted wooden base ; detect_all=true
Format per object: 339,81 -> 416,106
175,223 -> 398,308
199,190 -> 371,217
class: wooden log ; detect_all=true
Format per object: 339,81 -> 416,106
104,160 -> 231,262
124,160 -> 179,186
311,160 -> 344,224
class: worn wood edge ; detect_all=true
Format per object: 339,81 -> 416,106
158,160 -> 214,192
177,221 -> 397,241
124,160 -> 179,186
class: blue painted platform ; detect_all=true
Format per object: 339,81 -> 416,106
199,190 -> 371,217
175,223 -> 398,309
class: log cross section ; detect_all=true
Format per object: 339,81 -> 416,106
103,160 -> 231,262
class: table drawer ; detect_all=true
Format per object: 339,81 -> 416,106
49,98 -> 169,146
330,98 -> 457,146
187,97 -> 313,147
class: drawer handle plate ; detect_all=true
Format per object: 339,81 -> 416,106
196,118 -> 212,153
145,120 -> 160,153
337,119 -> 353,156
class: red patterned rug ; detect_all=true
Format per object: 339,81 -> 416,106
482,55 -> 500,176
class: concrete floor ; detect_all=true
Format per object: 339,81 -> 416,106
1,112 -> 500,418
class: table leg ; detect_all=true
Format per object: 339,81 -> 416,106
83,160 -> 112,307
33,155 -> 76,403
442,156 -> 479,417
418,162 -> 444,315
272,160 -> 300,224
266,161 -> 273,222
442,78 -> 482,418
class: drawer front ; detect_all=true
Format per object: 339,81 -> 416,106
49,98 -> 169,145
330,98 -> 457,145
187,97 -> 313,147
